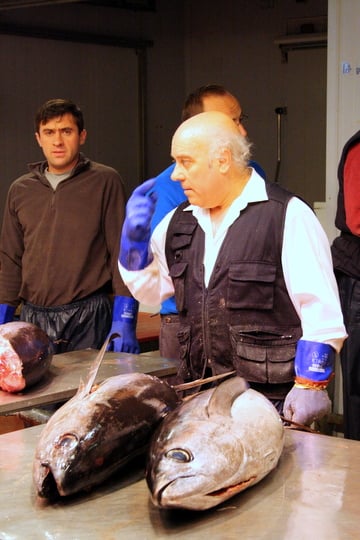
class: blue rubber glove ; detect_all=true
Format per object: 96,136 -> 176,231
0,304 -> 15,324
283,340 -> 335,425
120,178 -> 157,271
107,296 -> 140,354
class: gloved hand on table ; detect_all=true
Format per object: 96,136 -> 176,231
0,304 -> 15,324
119,178 -> 157,271
107,296 -> 140,354
283,340 -> 335,426
283,387 -> 331,426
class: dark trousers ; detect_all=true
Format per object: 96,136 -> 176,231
336,272 -> 360,440
20,293 -> 112,354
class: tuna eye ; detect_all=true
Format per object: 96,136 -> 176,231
55,433 -> 79,450
165,448 -> 193,462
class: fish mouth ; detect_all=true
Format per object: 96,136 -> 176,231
156,480 -> 173,504
36,464 -> 62,500
155,476 -> 193,506
207,475 -> 256,497
154,475 -> 257,508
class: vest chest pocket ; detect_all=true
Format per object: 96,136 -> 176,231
169,262 -> 188,312
229,326 -> 296,384
227,262 -> 276,310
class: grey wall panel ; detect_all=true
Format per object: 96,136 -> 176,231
0,33 -> 140,221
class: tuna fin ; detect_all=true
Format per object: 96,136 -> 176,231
206,376 -> 249,417
80,333 -> 119,396
174,370 -> 236,393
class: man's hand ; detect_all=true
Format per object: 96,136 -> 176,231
0,304 -> 15,324
106,296 -> 140,354
283,386 -> 331,426
120,178 -> 157,270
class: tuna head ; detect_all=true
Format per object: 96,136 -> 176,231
146,376 -> 284,511
33,372 -> 180,499
0,321 -> 53,393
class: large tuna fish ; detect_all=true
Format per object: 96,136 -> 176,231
0,321 -> 53,393
32,335 -> 180,499
146,376 -> 284,511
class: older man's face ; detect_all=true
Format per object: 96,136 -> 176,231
170,132 -> 226,209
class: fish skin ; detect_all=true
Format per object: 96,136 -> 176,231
0,321 -> 53,393
146,376 -> 284,511
32,372 -> 180,499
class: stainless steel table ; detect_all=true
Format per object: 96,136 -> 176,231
0,427 -> 358,539
0,349 -> 178,414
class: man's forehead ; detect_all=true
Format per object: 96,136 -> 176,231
40,113 -> 76,128
173,123 -> 205,144
172,130 -> 206,155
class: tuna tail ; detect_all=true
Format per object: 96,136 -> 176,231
174,370 -> 236,393
206,376 -> 249,417
78,332 -> 120,397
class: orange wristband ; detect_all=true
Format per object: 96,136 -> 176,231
294,373 -> 334,391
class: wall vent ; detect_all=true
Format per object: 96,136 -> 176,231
274,16 -> 327,63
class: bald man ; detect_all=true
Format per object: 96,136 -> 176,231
150,84 -> 265,362
120,111 -> 346,426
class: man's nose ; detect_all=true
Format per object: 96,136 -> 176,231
170,164 -> 185,182
53,131 -> 64,144
238,123 -> 247,137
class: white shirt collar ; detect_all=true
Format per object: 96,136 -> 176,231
185,168 -> 268,221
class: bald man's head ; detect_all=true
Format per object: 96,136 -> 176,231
171,111 -> 251,169
170,111 -> 252,210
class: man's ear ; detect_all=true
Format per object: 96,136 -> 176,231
217,147 -> 231,173
80,129 -> 87,146
35,132 -> 42,148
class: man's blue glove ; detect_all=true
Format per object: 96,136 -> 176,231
283,340 -> 335,426
120,178 -> 157,271
0,304 -> 15,324
107,296 -> 140,354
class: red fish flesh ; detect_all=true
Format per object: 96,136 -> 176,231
0,321 -> 53,393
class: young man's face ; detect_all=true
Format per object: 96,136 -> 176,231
35,113 -> 87,173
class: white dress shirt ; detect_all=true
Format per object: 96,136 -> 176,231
120,171 -> 347,352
